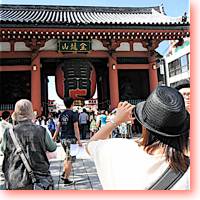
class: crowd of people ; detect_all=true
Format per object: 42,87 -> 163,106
31,105 -> 141,142
0,79 -> 190,190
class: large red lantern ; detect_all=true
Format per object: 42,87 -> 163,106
55,59 -> 96,100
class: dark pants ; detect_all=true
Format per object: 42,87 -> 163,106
80,124 -> 88,139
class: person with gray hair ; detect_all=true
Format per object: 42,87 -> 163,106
0,99 -> 57,190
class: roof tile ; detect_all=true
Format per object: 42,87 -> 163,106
0,4 -> 189,26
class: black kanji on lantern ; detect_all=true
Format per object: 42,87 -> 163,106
56,59 -> 96,100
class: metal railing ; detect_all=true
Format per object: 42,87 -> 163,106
0,104 -> 15,111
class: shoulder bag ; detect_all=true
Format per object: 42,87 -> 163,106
9,128 -> 54,190
148,157 -> 190,190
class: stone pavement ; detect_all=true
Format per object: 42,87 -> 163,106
49,141 -> 102,190
0,140 -> 103,190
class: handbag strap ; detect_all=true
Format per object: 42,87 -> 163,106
148,157 -> 190,190
9,128 -> 37,183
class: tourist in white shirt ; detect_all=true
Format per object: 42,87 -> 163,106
86,86 -> 190,190
0,111 -> 12,155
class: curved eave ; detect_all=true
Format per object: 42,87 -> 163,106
0,20 -> 190,30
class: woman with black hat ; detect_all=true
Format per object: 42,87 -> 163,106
86,86 -> 190,190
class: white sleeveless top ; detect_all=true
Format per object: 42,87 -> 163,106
88,138 -> 190,190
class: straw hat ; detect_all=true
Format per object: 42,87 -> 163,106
12,99 -> 35,122
134,86 -> 190,137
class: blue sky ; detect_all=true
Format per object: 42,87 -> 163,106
2,0 -> 190,104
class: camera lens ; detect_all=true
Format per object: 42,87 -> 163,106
132,107 -> 135,117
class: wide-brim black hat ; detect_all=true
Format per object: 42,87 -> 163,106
134,86 -> 190,137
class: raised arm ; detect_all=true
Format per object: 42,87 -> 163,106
90,102 -> 134,141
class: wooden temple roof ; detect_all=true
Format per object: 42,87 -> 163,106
0,4 -> 190,41
0,4 -> 189,27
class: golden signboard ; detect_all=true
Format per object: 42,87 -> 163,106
58,40 -> 91,52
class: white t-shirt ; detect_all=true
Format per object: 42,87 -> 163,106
118,123 -> 128,135
88,138 -> 190,190
0,120 -> 12,144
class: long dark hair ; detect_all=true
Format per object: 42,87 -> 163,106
137,127 -> 189,172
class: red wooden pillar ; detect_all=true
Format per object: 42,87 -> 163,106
149,61 -> 158,92
108,56 -> 119,110
31,55 -> 42,116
